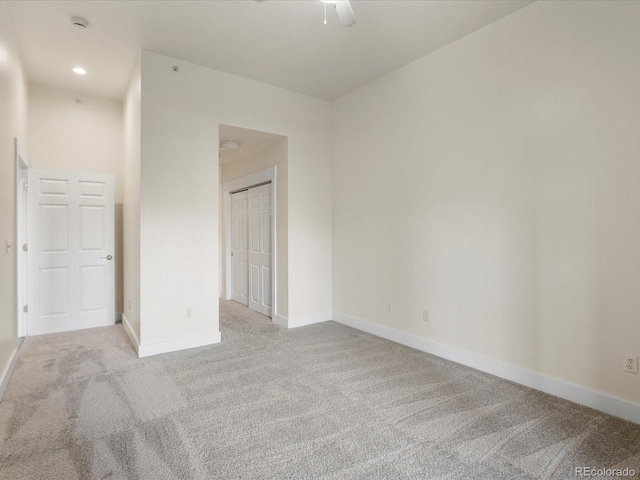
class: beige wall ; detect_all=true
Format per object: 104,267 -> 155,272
220,138 -> 288,317
28,84 -> 124,201
332,0 -> 640,404
27,83 -> 124,314
122,57 -> 141,342
0,1 -> 28,391
139,51 -> 331,346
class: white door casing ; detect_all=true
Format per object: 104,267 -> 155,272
28,169 -> 115,335
248,183 -> 273,317
14,138 -> 28,338
230,190 -> 249,306
18,167 -> 28,336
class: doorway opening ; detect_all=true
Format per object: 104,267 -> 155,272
219,124 -> 287,320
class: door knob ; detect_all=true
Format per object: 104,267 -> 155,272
101,255 -> 113,260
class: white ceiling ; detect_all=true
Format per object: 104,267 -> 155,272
4,0 -> 534,101
219,124 -> 284,165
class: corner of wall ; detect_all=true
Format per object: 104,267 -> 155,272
122,54 -> 142,343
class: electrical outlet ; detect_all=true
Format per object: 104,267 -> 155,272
386,302 -> 392,313
185,308 -> 193,319
128,299 -> 131,310
423,309 -> 429,322
625,356 -> 638,374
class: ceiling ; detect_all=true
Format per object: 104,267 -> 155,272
219,124 -> 284,165
4,0 -> 534,101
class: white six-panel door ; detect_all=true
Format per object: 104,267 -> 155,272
248,184 -> 273,317
27,169 -> 115,335
230,190 -> 249,306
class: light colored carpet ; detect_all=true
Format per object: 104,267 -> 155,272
1,299 -> 639,479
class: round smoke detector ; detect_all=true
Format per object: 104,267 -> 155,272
71,16 -> 89,30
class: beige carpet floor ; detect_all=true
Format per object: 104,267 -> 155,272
1,300 -> 639,479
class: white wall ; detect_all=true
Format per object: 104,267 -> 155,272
122,57 -> 141,342
27,83 -> 124,314
28,84 -> 124,200
139,51 -> 331,346
220,138 -> 288,316
0,0 -> 28,394
333,0 -> 640,405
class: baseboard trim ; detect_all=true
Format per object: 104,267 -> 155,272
138,331 -> 222,358
0,338 -> 23,401
332,312 -> 640,425
274,312 -> 331,329
121,313 -> 140,356
121,315 -> 222,358
273,315 -> 288,328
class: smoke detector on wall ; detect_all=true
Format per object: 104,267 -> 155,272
220,141 -> 241,151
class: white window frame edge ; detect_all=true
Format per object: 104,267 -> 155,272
222,166 -> 277,317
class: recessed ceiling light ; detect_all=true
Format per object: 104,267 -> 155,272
73,67 -> 87,75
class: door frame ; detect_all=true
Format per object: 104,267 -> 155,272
222,166 -> 276,317
14,138 -> 29,338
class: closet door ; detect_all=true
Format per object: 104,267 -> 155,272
230,190 -> 249,306
248,184 -> 272,317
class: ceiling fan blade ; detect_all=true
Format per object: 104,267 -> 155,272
335,0 -> 356,27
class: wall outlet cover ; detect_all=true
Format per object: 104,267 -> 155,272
625,356 -> 638,374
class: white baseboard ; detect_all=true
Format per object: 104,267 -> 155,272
332,312 -> 640,425
122,314 -> 221,358
273,315 -> 288,328
0,338 -> 23,401
138,331 -> 222,358
121,313 -> 140,355
274,312 -> 331,329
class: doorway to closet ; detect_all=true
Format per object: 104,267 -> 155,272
220,124 -> 286,320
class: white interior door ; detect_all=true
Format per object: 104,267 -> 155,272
248,183 -> 273,317
230,190 -> 249,306
28,169 -> 115,335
